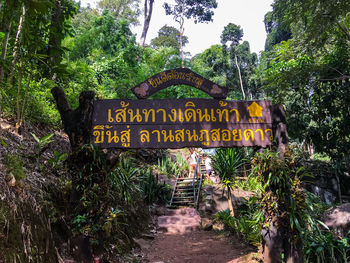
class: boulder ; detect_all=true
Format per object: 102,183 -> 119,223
323,203 -> 350,237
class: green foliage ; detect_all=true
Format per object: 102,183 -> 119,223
304,228 -> 350,263
221,23 -> 243,46
151,25 -> 188,49
31,132 -> 54,158
98,0 -> 140,26
155,153 -> 188,178
272,0 -> 350,49
4,154 -> 26,180
213,202 -> 263,246
264,37 -> 350,160
260,0 -> 350,162
139,168 -> 171,204
110,156 -> 141,205
164,0 -> 218,24
251,150 -> 309,234
263,11 -> 291,51
65,9 -> 141,100
65,145 -> 150,256
301,193 -> 350,263
211,148 -> 245,189
48,151 -> 68,169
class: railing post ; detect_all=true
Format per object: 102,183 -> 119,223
193,155 -> 201,203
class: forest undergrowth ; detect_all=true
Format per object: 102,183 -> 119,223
0,117 -> 172,262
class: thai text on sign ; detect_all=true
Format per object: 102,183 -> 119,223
92,99 -> 276,149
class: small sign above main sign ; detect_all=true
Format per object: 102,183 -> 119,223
92,98 -> 279,149
132,68 -> 228,99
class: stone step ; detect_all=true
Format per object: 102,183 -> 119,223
173,197 -> 194,201
174,193 -> 194,197
157,208 -> 201,234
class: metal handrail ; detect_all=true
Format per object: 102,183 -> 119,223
196,173 -> 203,209
169,174 -> 179,207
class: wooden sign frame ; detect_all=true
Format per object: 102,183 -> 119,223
91,68 -> 288,150
132,68 -> 228,99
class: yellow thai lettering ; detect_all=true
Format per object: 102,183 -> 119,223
265,129 -> 273,141
142,109 -> 155,123
168,109 -> 177,122
175,129 -> 185,142
185,106 -> 197,122
186,129 -> 199,142
115,108 -> 127,123
255,129 -> 264,141
243,129 -> 254,141
196,108 -> 210,122
178,109 -> 184,122
148,78 -> 157,88
216,109 -> 229,122
162,130 -> 175,142
108,109 -> 114,122
121,125 -> 130,147
106,130 -> 119,143
128,109 -> 142,123
210,109 -> 217,122
140,130 -> 150,143
199,129 -> 210,146
211,128 -> 221,141
230,109 -> 240,122
222,129 -> 231,141
156,109 -> 167,122
232,129 -> 242,141
151,130 -> 161,142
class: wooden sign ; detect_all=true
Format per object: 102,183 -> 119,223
132,68 -> 228,99
91,99 -> 283,149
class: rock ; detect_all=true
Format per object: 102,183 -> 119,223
324,203 -> 350,237
203,185 -> 214,195
213,222 -> 225,231
205,195 -> 214,202
141,234 -> 155,240
7,173 -> 16,187
157,208 -> 201,234
134,238 -> 152,250
204,202 -> 214,213
155,205 -> 168,216
201,218 -> 213,231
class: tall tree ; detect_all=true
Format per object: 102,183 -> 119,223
264,11 -> 291,51
272,0 -> 350,46
98,0 -> 140,25
261,0 -> 350,161
164,0 -> 218,67
150,25 -> 188,49
140,0 -> 154,46
221,23 -> 245,99
0,0 -> 77,128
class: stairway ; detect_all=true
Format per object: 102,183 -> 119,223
169,177 -> 197,207
169,156 -> 204,208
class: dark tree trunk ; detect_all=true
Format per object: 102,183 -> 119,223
272,104 -> 289,156
140,0 -> 154,46
51,86 -> 95,150
261,105 -> 304,263
0,20 -> 11,84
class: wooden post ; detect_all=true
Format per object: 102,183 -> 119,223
51,86 -> 94,150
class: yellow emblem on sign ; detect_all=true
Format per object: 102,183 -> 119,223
248,102 -> 263,117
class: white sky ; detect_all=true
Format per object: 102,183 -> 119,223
79,0 -> 273,56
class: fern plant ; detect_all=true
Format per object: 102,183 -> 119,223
211,148 -> 246,216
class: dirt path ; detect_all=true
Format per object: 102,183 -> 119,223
141,208 -> 258,263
